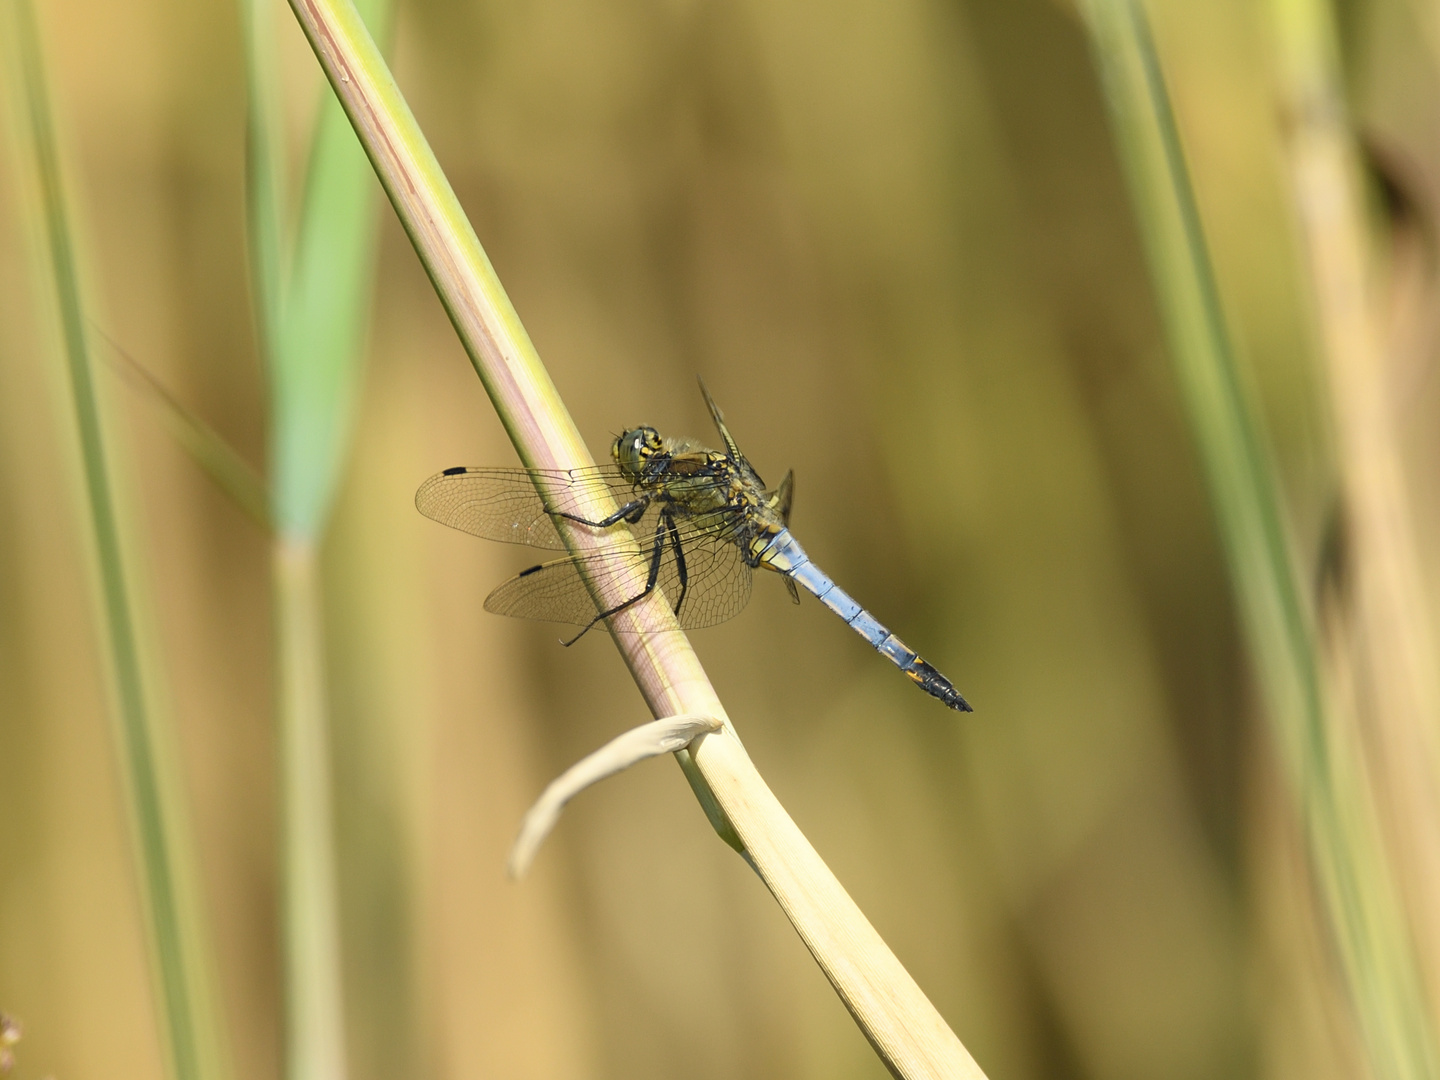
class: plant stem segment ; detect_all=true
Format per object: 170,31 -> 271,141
9,2 -> 228,1078
275,539 -> 348,1080
242,0 -> 391,1075
1270,0 -> 1440,1046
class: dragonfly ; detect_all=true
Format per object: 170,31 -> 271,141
415,381 -> 972,712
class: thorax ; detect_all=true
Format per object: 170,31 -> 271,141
615,431 -> 788,559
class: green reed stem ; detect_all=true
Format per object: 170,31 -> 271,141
273,539 -> 347,1080
7,3 -> 229,1080
1079,2 -> 1438,1076
240,0 -> 391,1076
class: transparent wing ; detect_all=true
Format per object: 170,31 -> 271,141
416,464 -> 749,555
654,519 -> 753,628
415,466 -> 639,550
483,554 -> 612,628
484,526 -> 753,632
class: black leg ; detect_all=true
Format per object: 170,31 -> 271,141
559,515 -> 669,646
555,495 -> 650,530
665,512 -> 689,617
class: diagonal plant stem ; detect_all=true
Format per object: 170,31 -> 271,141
1079,2 -> 1439,1077
279,0 -> 985,1074
6,3 -> 230,1080
96,331 -> 270,527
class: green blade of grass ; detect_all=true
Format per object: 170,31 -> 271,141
5,3 -> 231,1080
239,1 -> 392,1079
276,0 -> 987,1075
272,77 -> 387,540
1078,2 -> 1439,1076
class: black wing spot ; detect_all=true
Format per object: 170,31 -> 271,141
442,466 -> 469,475
518,564 -> 544,577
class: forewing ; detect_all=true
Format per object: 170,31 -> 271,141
415,466 -> 635,549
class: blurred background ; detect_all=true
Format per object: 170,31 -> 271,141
2,0 -> 1438,1077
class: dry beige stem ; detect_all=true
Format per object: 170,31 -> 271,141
1277,29 -> 1440,1032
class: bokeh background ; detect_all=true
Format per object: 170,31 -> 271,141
2,0 -> 1438,1077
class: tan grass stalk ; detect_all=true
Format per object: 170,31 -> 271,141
1079,0 -> 1439,1075
1270,0 -> 1440,1042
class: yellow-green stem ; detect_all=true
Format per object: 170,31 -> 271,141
276,539 -> 348,1080
242,0 -> 391,1074
7,2 -> 229,1079
279,0 -> 985,1073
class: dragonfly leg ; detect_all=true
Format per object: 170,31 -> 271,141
555,495 -> 650,530
665,510 -> 689,617
560,514 -> 671,646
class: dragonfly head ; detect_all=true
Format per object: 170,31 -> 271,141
613,426 -> 664,480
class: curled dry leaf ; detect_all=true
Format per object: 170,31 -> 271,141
508,714 -> 724,878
